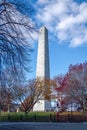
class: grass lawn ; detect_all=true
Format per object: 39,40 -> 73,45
0,111 -> 55,122
59,111 -> 84,115
0,111 -> 87,122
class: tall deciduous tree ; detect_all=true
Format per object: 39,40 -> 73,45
54,62 -> 87,112
0,0 -> 35,79
0,68 -> 25,112
0,0 -> 35,112
64,63 -> 87,111
12,78 -> 51,114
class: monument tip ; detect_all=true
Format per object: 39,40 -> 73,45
40,26 -> 48,32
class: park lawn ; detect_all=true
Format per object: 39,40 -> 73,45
1,111 -> 87,122
0,111 -> 55,122
59,111 -> 86,116
0,111 -> 54,116
28,111 -> 55,122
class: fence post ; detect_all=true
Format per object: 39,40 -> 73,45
35,114 -> 36,121
54,112 -> 55,122
20,115 -> 23,121
56,112 -> 59,122
49,114 -> 52,122
8,115 -> 11,121
68,114 -> 70,122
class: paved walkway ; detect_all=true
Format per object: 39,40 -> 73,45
0,122 -> 87,130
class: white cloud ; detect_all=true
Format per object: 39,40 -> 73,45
35,0 -> 87,47
37,0 -> 49,5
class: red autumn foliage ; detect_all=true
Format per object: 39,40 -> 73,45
54,62 -> 87,111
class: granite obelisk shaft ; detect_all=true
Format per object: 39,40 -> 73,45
36,26 -> 50,79
33,26 -> 51,111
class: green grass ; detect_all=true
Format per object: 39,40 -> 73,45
59,111 -> 84,115
0,112 -> 55,122
0,111 -> 87,122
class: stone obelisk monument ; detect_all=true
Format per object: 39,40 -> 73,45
33,26 -> 51,111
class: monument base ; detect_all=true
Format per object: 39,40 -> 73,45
33,99 -> 51,111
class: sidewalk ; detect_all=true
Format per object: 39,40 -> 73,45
0,122 -> 87,130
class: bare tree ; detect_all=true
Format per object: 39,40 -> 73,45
0,68 -> 25,112
0,0 -> 36,113
0,0 -> 35,78
12,78 -> 51,115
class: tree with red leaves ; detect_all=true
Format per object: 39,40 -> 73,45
54,62 -> 87,112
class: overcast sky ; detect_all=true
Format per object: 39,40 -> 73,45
29,0 -> 87,79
